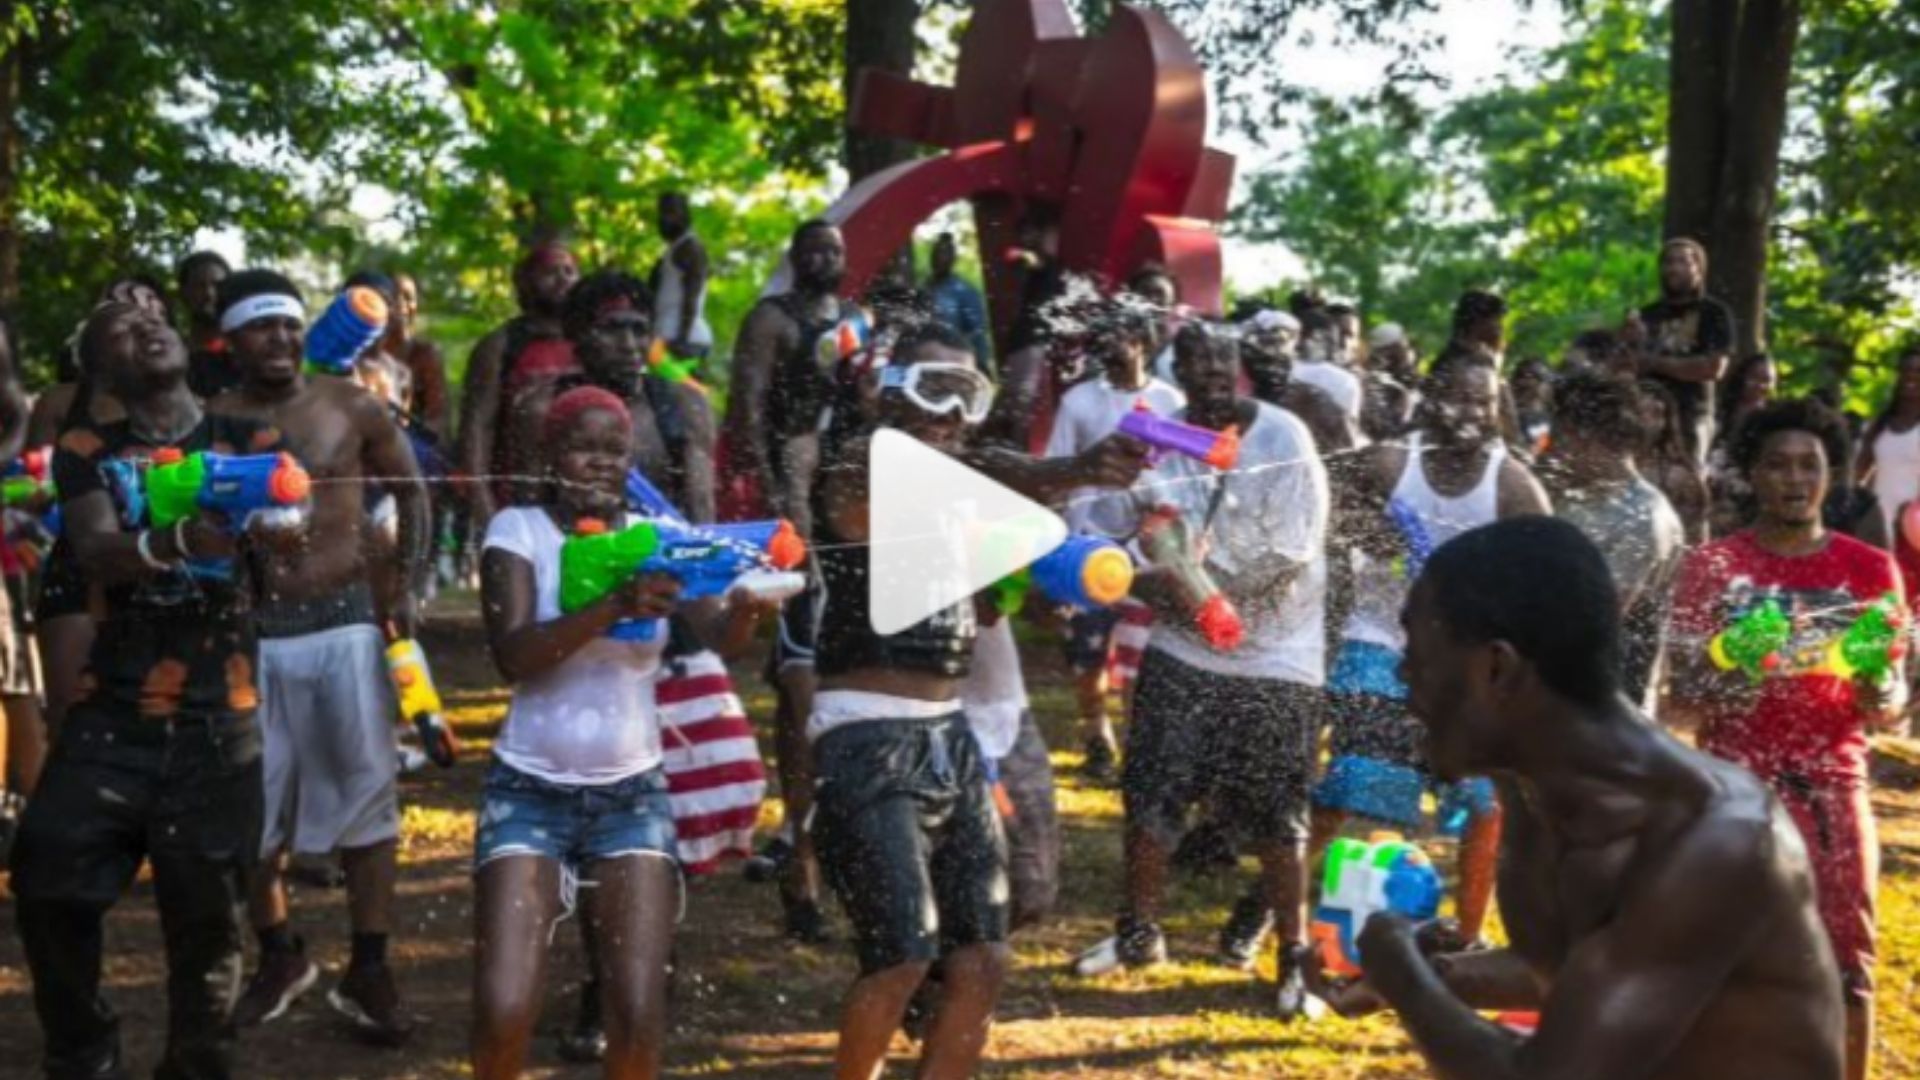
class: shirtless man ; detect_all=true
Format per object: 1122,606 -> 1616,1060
210,270 -> 430,1045
1345,515 -> 1844,1080
723,219 -> 857,940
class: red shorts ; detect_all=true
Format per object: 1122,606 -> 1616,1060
1772,778 -> 1878,1002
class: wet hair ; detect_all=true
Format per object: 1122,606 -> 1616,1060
891,319 -> 976,366
1422,515 -> 1622,706
175,250 -> 230,292
1552,370 -> 1642,452
1426,340 -> 1499,390
792,219 -> 837,248
1451,289 -> 1507,338
1733,397 -> 1850,476
1171,320 -> 1238,364
563,268 -> 652,340
1718,351 -> 1776,432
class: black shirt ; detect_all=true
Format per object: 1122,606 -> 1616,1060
1640,294 -> 1734,456
188,344 -> 245,401
52,413 -> 285,718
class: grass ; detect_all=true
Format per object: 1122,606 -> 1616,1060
1,610 -> 1917,1077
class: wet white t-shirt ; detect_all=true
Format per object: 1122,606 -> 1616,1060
484,508 -> 669,785
1131,401 -> 1329,685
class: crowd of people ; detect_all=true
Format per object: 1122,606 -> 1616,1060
0,193 -> 1909,1080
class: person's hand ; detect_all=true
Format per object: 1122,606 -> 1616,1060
616,571 -> 682,621
724,582 -> 783,624
1073,433 -> 1151,489
670,338 -> 697,359
1620,311 -> 1648,346
1325,976 -> 1389,1018
1356,913 -> 1424,995
180,516 -> 239,561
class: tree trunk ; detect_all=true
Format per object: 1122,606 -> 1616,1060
1709,0 -> 1802,357
1663,0 -> 1738,244
0,29 -> 23,309
843,0 -> 918,182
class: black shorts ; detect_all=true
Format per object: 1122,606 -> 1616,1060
34,544 -> 89,623
1123,648 -> 1320,846
812,715 -> 1009,974
10,702 -> 263,906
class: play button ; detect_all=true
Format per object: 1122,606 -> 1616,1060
868,428 -> 1069,635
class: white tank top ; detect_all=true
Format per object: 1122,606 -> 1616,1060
1345,433 -> 1507,649
655,232 -> 713,347
1871,421 -> 1920,533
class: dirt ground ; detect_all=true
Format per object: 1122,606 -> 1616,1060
3,604 -> 1919,1079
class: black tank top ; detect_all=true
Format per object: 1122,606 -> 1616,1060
810,437 -> 975,680
765,293 -> 853,445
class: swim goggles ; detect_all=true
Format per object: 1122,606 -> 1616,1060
877,361 -> 995,424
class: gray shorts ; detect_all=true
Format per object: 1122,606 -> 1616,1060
257,622 -> 400,857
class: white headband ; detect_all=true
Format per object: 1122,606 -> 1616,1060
219,293 -> 305,333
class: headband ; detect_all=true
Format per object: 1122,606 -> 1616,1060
220,293 -> 306,333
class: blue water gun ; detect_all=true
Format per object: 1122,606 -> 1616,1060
560,516 -> 809,641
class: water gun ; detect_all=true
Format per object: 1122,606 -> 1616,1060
304,286 -> 389,375
1310,835 -> 1445,978
145,448 -> 312,533
1135,505 -> 1244,651
1827,591 -> 1909,684
1707,597 -> 1792,683
560,516 -> 809,640
625,466 -> 689,523
1385,497 -> 1434,581
386,637 -> 458,767
989,535 -> 1135,616
814,310 -> 873,370
1117,402 -> 1240,470
647,337 -> 704,387
1,446 -> 55,507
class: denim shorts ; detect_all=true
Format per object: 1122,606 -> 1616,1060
473,759 -> 677,871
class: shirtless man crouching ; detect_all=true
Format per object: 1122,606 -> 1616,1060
1344,515 -> 1844,1080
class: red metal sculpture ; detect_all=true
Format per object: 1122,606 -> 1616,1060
828,0 -> 1236,345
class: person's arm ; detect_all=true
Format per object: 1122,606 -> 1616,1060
724,303 -> 786,504
979,343 -> 1046,450
481,544 -> 679,683
356,389 -> 431,638
56,454 -> 236,586
964,434 -> 1149,504
412,340 -> 451,441
1639,351 -> 1728,384
1497,459 -> 1554,517
24,387 -> 68,450
673,238 -> 710,353
1330,948 -> 1546,1017
456,330 -> 508,526
1362,816 -> 1781,1080
1334,444 -> 1402,562
816,436 -> 871,543
674,383 -> 718,525
677,590 -> 779,661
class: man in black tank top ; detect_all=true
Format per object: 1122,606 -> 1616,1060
808,321 -> 1148,1079
723,220 -> 855,940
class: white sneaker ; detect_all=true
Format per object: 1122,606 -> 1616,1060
1071,924 -> 1167,977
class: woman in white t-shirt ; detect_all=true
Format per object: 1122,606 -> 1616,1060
1860,347 -> 1920,539
472,386 -> 771,1079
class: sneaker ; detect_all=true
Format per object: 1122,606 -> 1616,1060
782,895 -> 832,945
396,744 -> 430,776
231,943 -> 320,1028
1081,736 -> 1120,785
1275,942 -> 1325,1021
743,836 -> 794,884
1072,919 -> 1167,977
327,962 -> 416,1047
555,978 -> 606,1064
1216,892 -> 1274,971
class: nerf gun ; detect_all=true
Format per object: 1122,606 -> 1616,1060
304,286 -> 389,375
646,338 -> 704,387
1117,402 -> 1240,470
1,446 -> 54,507
386,638 -> 458,767
1310,836 -> 1446,978
560,516 -> 809,640
1707,597 -> 1792,683
989,534 -> 1135,616
1136,505 -> 1244,651
625,466 -> 689,523
1828,591 -> 1910,684
146,448 -> 312,533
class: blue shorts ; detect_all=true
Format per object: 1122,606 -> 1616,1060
1313,755 -> 1497,836
1062,607 -> 1122,675
474,759 -> 677,871
1327,639 -> 1408,700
